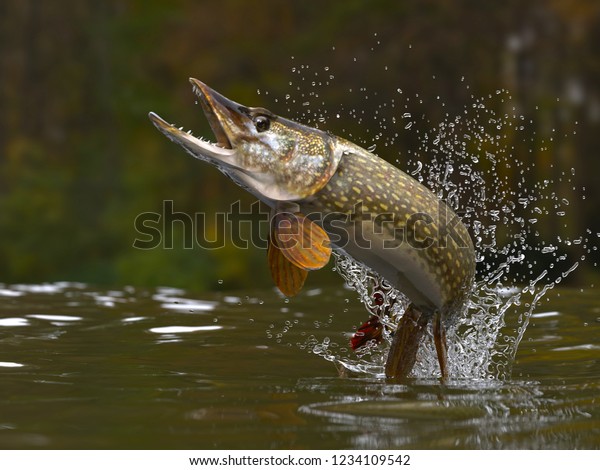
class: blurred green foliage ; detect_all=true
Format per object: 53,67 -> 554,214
0,0 -> 599,291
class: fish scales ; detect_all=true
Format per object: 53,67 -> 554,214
301,139 -> 475,316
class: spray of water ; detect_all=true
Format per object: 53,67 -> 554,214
264,40 -> 596,381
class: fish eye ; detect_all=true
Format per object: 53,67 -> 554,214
253,115 -> 271,133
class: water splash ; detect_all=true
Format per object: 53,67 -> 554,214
270,43 -> 595,381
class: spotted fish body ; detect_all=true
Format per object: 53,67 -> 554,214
149,79 -> 476,380
300,138 -> 475,317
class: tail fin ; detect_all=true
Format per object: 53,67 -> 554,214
384,304 -> 428,379
385,305 -> 450,380
433,311 -> 448,379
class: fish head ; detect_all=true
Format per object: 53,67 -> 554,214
149,79 -> 342,202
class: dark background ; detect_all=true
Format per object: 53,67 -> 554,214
1,0 -> 598,292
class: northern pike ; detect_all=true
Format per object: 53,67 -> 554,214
149,79 -> 475,380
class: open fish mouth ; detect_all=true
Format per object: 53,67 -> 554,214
148,78 -> 238,167
189,78 -> 232,150
149,78 -> 313,202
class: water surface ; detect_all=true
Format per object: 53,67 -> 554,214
0,283 -> 598,449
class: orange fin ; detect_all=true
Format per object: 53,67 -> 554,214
267,235 -> 308,297
384,304 -> 428,380
272,211 -> 331,270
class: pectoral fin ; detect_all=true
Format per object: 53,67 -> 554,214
272,211 -> 331,271
267,235 -> 308,297
384,304 -> 428,380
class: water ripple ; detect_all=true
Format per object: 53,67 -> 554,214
0,289 -> 24,297
152,293 -> 218,312
149,325 -> 223,334
0,361 -> 25,368
0,317 -> 29,327
28,314 -> 83,322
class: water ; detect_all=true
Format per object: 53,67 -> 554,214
4,40 -> 597,450
0,282 -> 599,449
